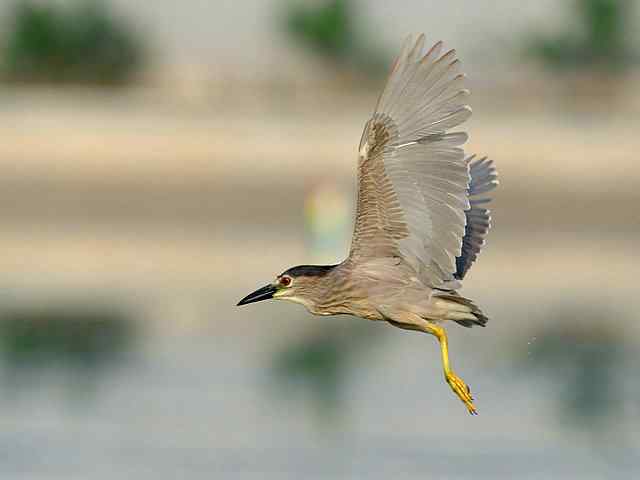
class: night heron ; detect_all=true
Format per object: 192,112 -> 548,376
238,34 -> 498,415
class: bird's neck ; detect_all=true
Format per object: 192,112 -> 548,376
312,264 -> 363,316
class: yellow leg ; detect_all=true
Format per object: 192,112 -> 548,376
424,323 -> 478,415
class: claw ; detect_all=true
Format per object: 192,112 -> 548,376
445,371 -> 478,415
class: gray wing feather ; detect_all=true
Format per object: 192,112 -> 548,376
348,34 -> 473,288
454,155 -> 498,280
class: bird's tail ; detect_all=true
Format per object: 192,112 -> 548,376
433,293 -> 488,328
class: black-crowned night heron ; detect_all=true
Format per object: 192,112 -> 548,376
238,34 -> 498,415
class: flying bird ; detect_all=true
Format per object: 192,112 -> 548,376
238,34 -> 498,415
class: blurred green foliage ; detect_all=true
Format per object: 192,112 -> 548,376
287,0 -> 351,60
2,1 -> 144,85
528,0 -> 635,71
282,0 -> 387,76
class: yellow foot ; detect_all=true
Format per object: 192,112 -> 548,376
445,371 -> 478,415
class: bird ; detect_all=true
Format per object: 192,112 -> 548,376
237,34 -> 498,415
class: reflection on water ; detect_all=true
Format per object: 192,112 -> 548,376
516,302 -> 639,465
269,321 -> 382,426
0,306 -> 137,399
0,299 -> 635,478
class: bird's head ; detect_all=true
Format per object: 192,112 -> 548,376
237,265 -> 336,312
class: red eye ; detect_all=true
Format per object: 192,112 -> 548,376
280,276 -> 292,287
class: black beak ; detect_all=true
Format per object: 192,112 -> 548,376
237,284 -> 277,306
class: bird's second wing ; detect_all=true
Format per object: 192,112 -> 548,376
348,34 -> 472,288
454,155 -> 498,280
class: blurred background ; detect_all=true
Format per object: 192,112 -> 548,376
0,0 -> 638,478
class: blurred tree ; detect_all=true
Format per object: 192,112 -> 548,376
528,0 -> 635,71
287,0 -> 352,60
282,0 -> 388,77
2,1 -> 145,85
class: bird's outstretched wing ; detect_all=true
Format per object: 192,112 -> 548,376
454,155 -> 498,280
348,34 -> 472,288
